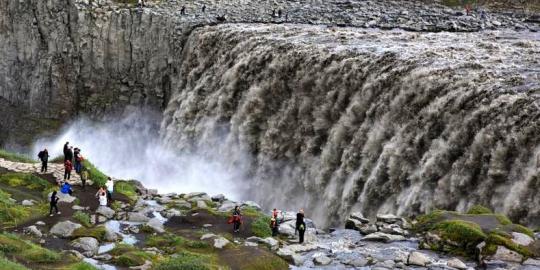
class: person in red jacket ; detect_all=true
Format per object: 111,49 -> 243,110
64,160 -> 73,181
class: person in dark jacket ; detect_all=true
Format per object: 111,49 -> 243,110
63,142 -> 70,161
74,148 -> 83,174
231,206 -> 242,233
65,146 -> 74,163
298,220 -> 306,243
270,216 -> 279,236
49,191 -> 60,216
38,148 -> 49,173
64,160 -> 73,181
295,209 -> 304,235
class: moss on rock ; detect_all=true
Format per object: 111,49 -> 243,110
467,205 -> 493,215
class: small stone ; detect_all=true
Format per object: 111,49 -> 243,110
146,218 -> 165,233
362,232 -> 405,243
21,199 -> 35,206
313,254 -> 332,265
50,221 -> 82,238
523,258 -> 540,266
71,237 -> 99,257
200,233 -> 216,240
35,221 -> 46,226
24,225 -> 42,238
128,212 -> 150,222
96,206 -> 115,219
376,214 -> 400,224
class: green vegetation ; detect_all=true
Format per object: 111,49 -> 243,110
467,205 -> 493,215
435,220 -> 487,253
0,173 -> 53,194
252,216 -> 272,238
66,262 -> 99,270
111,201 -> 123,211
145,234 -> 211,254
0,189 -> 47,229
73,211 -> 92,227
484,233 -> 533,257
0,233 -> 60,264
0,255 -> 29,270
0,149 -> 34,163
72,226 -> 106,241
154,251 -> 216,270
82,159 -> 108,187
115,181 -> 138,201
242,254 -> 289,270
110,244 -> 156,267
509,224 -> 535,238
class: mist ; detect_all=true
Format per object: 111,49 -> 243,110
31,112 -> 247,201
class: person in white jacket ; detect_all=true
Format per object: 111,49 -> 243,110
106,177 -> 114,204
99,191 -> 107,207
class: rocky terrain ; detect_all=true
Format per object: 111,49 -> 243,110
1,154 -> 540,269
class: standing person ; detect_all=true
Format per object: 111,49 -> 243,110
63,142 -> 70,161
49,191 -> 60,216
106,177 -> 114,203
98,191 -> 107,206
298,219 -> 306,244
202,5 -> 206,12
229,206 -> 242,233
74,148 -> 83,174
181,6 -> 186,15
38,148 -> 49,173
295,209 -> 304,235
64,146 -> 73,163
64,159 -> 72,181
81,168 -> 88,191
270,216 -> 279,236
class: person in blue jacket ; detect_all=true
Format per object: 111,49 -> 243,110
60,182 -> 73,196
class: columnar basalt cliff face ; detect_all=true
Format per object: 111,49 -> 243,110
2,0 -> 540,226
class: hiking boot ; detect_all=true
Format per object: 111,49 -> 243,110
50,214 -> 54,216
57,212 -> 61,215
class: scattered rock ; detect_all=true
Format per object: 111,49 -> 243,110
362,232 -> 405,243
241,201 -> 261,210
211,194 -> 225,202
146,218 -> 165,233
213,237 -> 230,249
511,232 -> 533,246
50,221 -> 82,238
407,251 -> 430,266
96,206 -> 115,219
67,249 -> 85,260
201,233 -> 216,240
21,199 -> 35,206
376,214 -> 400,224
196,200 -> 208,209
489,246 -> 523,263
51,192 -> 76,203
24,225 -> 42,238
218,201 -> 236,212
523,258 -> 540,266
71,237 -> 99,257
447,258 -> 467,269
359,224 -> 378,235
314,253 -> 332,265
350,212 -> 370,223
128,212 -> 150,222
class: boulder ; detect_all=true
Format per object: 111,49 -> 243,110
71,237 -> 99,257
262,237 -> 279,250
172,200 -> 192,210
185,192 -> 207,199
511,232 -> 533,246
379,223 -> 406,235
213,237 -> 230,249
489,246 -> 523,263
241,201 -> 262,210
277,221 -> 296,236
96,206 -> 115,219
313,254 -> 332,265
345,218 -> 363,231
523,258 -> 540,266
359,224 -> 378,235
128,212 -> 150,222
50,192 -> 76,203
200,233 -> 216,240
103,226 -> 118,242
162,209 -> 182,218
211,194 -> 225,202
447,258 -> 467,270
218,201 -> 237,212
24,225 -> 42,238
50,221 -> 82,238
350,212 -> 369,223
196,200 -> 208,209
21,199 -> 35,206
130,260 -> 152,270
146,218 -> 165,233
376,214 -> 400,224
407,251 -> 430,266
346,257 -> 368,267
362,232 -> 405,243
72,205 -> 87,211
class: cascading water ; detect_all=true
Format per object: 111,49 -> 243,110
161,24 -> 540,227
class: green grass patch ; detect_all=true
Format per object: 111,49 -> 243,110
115,181 -> 137,201
82,159 -> 108,187
154,251 -> 217,270
508,224 -> 535,238
73,211 -> 92,227
242,254 -> 289,270
0,149 -> 35,163
145,234 -> 211,254
251,216 -> 272,238
494,214 -> 512,225
0,189 -> 47,229
66,262 -> 99,270
241,206 -> 264,218
0,255 -> 29,270
435,220 -> 487,253
0,173 -> 52,192
114,251 -> 155,267
485,233 -> 533,257
111,201 -> 123,211
109,244 -> 138,255
467,205 -> 493,215
72,226 -> 106,241
0,233 -> 60,264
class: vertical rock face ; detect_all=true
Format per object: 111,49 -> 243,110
0,0 -> 184,146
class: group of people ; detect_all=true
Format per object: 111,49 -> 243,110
44,141 -> 116,217
229,207 -> 307,244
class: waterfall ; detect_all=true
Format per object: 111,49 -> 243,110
161,24 -> 540,227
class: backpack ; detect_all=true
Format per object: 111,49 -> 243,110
38,151 -> 43,159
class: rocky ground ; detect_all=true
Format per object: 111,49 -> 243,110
1,155 -> 540,269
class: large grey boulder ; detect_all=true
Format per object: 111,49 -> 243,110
96,206 -> 115,219
50,221 -> 82,238
376,214 -> 400,224
447,258 -> 467,270
128,212 -> 150,222
71,237 -> 99,257
314,254 -> 332,265
196,200 -> 208,209
24,225 -> 43,238
48,192 -> 76,203
218,201 -> 237,212
511,232 -> 533,246
407,251 -> 430,266
241,201 -> 261,210
362,232 -> 405,243
21,199 -> 35,206
489,246 -> 523,263
146,218 -> 165,233
213,237 -> 230,249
